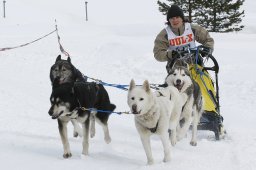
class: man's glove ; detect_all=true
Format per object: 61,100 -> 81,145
167,50 -> 177,61
167,50 -> 180,60
166,50 -> 180,73
200,46 -> 212,57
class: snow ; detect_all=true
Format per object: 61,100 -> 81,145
0,0 -> 256,169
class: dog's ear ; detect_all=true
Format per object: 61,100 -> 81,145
183,66 -> 190,76
129,79 -> 136,91
67,57 -> 71,63
142,80 -> 150,93
55,55 -> 61,63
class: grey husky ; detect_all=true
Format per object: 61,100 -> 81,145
165,65 -> 203,146
50,55 -> 86,85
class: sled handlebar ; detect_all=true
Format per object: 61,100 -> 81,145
174,46 -> 219,73
203,54 -> 219,73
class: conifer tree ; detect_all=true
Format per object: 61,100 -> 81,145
157,0 -> 195,22
157,0 -> 245,32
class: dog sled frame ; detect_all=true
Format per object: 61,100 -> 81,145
197,54 -> 224,140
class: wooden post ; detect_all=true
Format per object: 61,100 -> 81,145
3,0 -> 6,18
85,1 -> 88,21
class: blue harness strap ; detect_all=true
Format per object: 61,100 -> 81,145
80,107 -> 130,115
86,76 -> 129,91
98,81 -> 129,91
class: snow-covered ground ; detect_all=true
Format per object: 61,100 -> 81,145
0,0 -> 256,170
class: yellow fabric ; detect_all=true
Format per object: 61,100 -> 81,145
189,64 -> 217,113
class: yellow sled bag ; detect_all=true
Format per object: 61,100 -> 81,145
189,64 -> 218,114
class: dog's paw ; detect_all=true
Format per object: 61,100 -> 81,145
82,150 -> 89,156
104,136 -> 112,144
63,152 -> 72,159
147,159 -> 154,165
163,156 -> 171,163
190,141 -> 197,146
80,154 -> 87,160
90,133 -> 95,138
171,139 -> 177,146
219,125 -> 227,139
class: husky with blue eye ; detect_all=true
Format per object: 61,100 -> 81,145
165,65 -> 203,146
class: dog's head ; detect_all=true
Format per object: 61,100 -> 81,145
50,55 -> 76,86
127,79 -> 154,115
165,66 -> 192,92
48,83 -> 78,119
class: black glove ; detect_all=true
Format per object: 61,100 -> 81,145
200,46 -> 212,57
168,50 -> 179,60
166,50 -> 179,73
172,50 -> 180,58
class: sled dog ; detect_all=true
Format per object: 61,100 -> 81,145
48,81 -> 115,158
165,65 -> 203,146
50,55 -> 86,85
127,79 -> 184,165
49,55 -> 86,138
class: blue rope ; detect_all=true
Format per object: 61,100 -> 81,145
81,107 -> 130,115
98,81 -> 129,91
87,77 -> 162,91
87,77 -> 129,91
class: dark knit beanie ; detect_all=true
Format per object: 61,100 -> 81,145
167,5 -> 184,21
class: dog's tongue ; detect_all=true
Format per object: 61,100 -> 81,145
59,78 -> 66,84
132,110 -> 141,115
175,84 -> 182,91
59,80 -> 64,84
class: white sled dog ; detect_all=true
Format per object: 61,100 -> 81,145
127,79 -> 184,165
165,65 -> 203,146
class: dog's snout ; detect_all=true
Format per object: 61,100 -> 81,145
132,104 -> 137,112
176,79 -> 181,85
48,107 -> 53,116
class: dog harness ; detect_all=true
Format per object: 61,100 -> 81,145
148,121 -> 159,133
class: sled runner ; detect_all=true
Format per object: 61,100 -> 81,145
167,46 -> 225,140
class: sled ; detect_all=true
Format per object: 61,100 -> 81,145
190,53 -> 225,140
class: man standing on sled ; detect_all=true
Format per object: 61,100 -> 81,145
153,4 -> 226,140
153,4 -> 214,71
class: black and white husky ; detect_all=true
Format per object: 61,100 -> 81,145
165,65 -> 203,146
48,82 -> 116,158
127,79 -> 184,165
